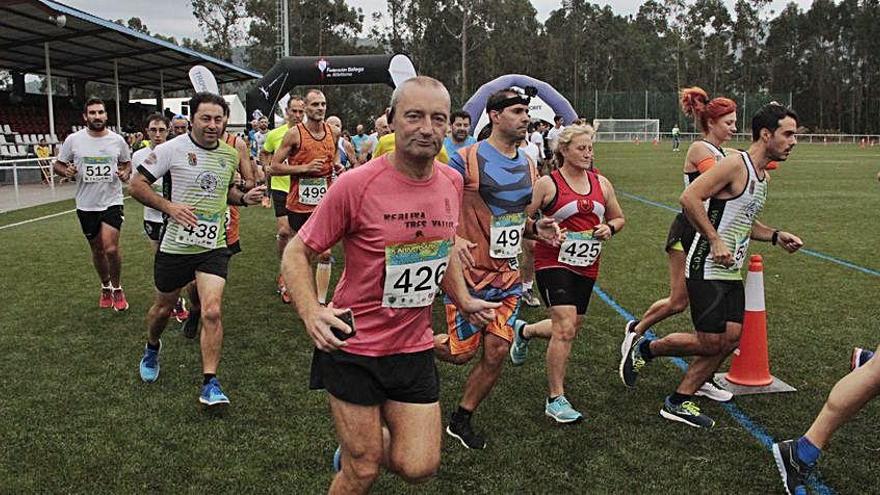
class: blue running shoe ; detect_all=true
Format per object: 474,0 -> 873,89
545,395 -> 583,424
199,377 -> 230,410
139,341 -> 161,383
851,347 -> 874,371
772,439 -> 812,495
509,319 -> 529,366
332,446 -> 341,472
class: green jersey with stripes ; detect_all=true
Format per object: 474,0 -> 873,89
137,134 -> 238,255
685,152 -> 767,281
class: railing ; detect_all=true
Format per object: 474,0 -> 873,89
597,132 -> 880,144
0,156 -> 60,207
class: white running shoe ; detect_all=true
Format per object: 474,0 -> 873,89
694,378 -> 734,402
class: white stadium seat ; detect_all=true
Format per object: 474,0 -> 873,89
0,135 -> 6,144
2,124 -> 10,134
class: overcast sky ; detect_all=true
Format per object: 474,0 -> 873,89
64,0 -> 813,43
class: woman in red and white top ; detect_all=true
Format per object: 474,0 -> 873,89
509,124 -> 625,423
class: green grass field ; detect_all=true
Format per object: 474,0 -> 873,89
0,142 -> 877,493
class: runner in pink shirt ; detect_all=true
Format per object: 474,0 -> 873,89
283,76 -> 499,495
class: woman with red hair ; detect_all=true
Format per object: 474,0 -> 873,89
622,86 -> 738,403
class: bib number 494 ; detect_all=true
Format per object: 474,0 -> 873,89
490,212 -> 526,259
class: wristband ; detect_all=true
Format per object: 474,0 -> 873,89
239,194 -> 248,207
607,223 -> 616,236
771,230 -> 780,245
531,220 -> 539,237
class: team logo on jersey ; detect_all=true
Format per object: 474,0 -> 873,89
749,180 -> 755,195
317,58 -> 329,79
196,171 -> 219,195
577,199 -> 595,214
187,152 -> 198,167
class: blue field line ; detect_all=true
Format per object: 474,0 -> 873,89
617,190 -> 879,278
592,285 -> 834,495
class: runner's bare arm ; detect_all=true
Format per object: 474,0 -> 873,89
116,160 -> 132,182
524,176 -> 563,244
442,247 -> 500,326
750,222 -> 803,253
233,138 -> 256,188
129,173 -> 197,227
53,159 -> 76,177
283,236 -> 351,351
680,157 -> 742,266
268,127 -> 324,176
594,175 -> 625,240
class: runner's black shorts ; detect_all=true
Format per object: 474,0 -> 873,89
288,211 -> 312,232
665,212 -> 697,253
143,220 -> 164,242
685,279 -> 744,333
154,248 -> 231,293
535,267 -> 596,315
309,348 -> 439,406
76,205 -> 123,240
271,189 -> 289,218
226,240 -> 241,256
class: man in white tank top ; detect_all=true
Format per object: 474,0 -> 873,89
620,103 -> 804,429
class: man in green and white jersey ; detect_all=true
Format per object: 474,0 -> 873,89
621,103 -> 804,428
261,95 -> 305,300
129,93 -> 266,410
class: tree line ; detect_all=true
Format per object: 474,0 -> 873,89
136,0 -> 880,134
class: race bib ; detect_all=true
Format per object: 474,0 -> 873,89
558,231 -> 602,267
382,239 -> 451,308
733,236 -> 750,270
298,177 -> 328,206
175,214 -> 222,249
489,212 -> 526,259
82,158 -> 113,183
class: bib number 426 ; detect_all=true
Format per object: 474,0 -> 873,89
382,239 -> 451,308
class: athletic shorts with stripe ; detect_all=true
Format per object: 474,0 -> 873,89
444,286 -> 521,355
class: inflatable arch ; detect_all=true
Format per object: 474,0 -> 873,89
246,53 -> 417,124
463,74 -> 578,136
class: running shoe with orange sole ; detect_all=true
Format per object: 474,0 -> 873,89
99,287 -> 113,309
112,288 -> 129,311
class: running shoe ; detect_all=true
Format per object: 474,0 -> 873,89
446,416 -> 487,449
199,377 -> 230,410
695,378 -> 734,402
509,319 -> 529,366
182,309 -> 200,339
172,297 -> 189,322
850,347 -> 874,371
332,446 -> 342,472
771,439 -> 812,495
280,286 -> 291,304
99,287 -> 113,309
621,319 -> 639,357
112,288 -> 129,311
138,341 -> 161,383
659,397 -> 715,428
522,288 -> 541,307
619,335 -> 647,388
545,395 -> 583,424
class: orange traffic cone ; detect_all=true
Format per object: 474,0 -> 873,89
725,255 -> 773,386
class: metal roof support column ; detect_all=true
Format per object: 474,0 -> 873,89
158,69 -> 165,112
45,42 -> 55,140
114,59 -> 121,134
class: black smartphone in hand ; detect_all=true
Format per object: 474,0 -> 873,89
331,309 -> 356,341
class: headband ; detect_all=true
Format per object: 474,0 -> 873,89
487,95 -> 531,113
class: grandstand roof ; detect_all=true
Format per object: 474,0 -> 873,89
0,0 -> 261,91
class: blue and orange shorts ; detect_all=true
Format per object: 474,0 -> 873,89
444,286 -> 522,356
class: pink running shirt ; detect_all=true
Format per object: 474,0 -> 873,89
298,155 -> 463,357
